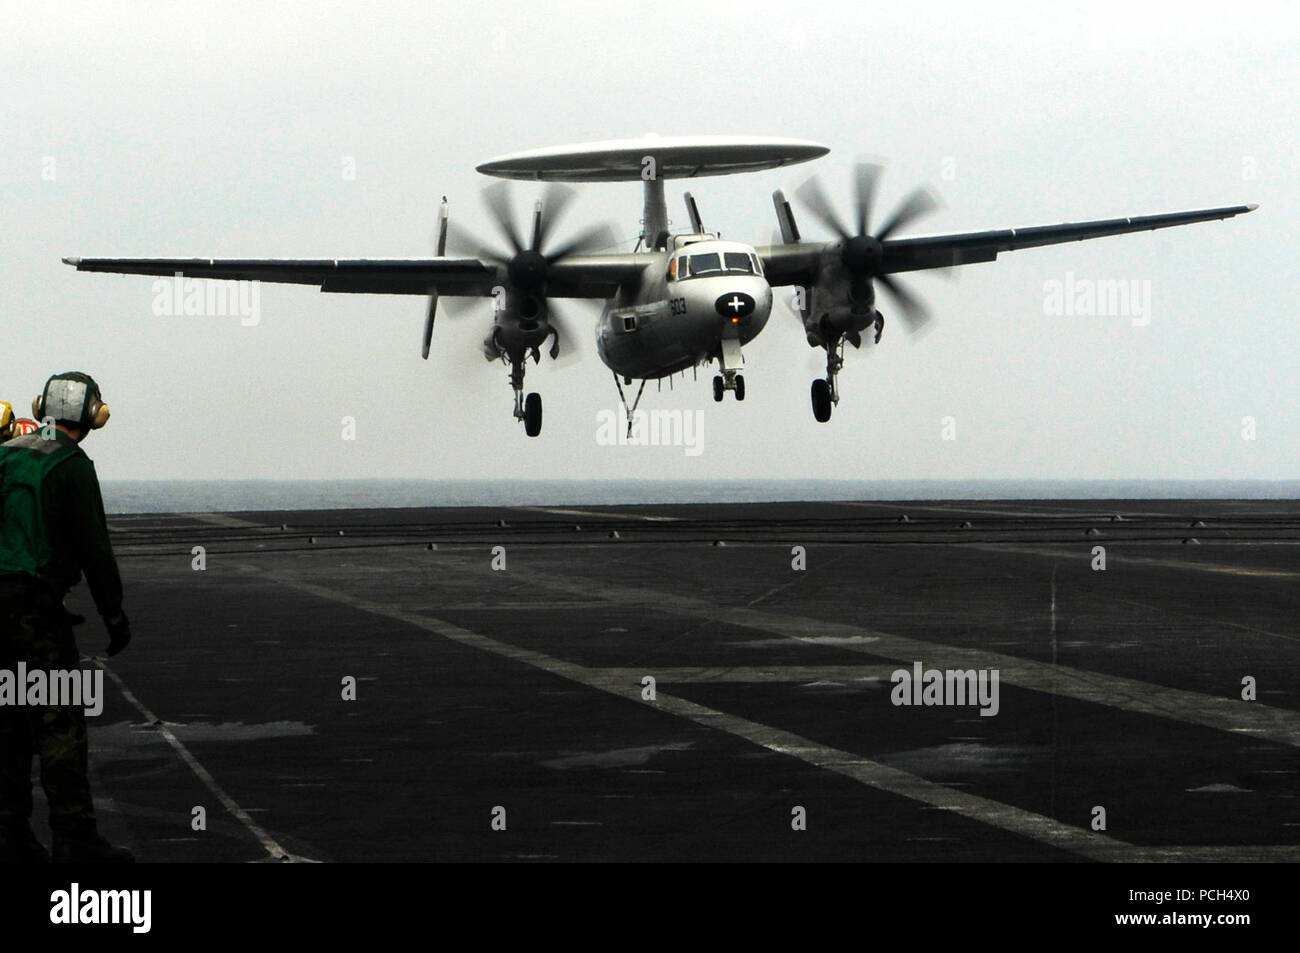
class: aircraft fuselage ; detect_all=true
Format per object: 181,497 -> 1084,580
596,238 -> 772,379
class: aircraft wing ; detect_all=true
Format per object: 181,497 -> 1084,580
758,203 -> 1258,284
548,254 -> 656,298
61,253 -> 649,299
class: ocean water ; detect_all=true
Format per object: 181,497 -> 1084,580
99,479 -> 1300,515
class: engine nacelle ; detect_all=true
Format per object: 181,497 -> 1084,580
804,269 -> 879,343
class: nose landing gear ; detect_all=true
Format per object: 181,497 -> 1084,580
713,335 -> 747,402
712,372 -> 746,402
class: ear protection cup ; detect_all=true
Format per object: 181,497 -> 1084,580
32,395 -> 43,419
89,399 -> 110,429
0,401 -> 13,440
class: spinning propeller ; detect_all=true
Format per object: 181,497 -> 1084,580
422,182 -> 615,363
795,162 -> 942,333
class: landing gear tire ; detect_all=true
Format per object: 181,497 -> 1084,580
712,375 -> 724,402
735,374 -> 746,401
524,392 -> 542,437
811,379 -> 832,422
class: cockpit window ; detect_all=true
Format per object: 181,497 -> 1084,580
682,251 -> 756,279
724,252 -> 753,274
686,252 -> 722,276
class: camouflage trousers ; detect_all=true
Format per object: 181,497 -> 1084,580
0,576 -> 96,835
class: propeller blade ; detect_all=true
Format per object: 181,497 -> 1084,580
875,186 -> 940,242
546,222 -> 618,262
422,294 -> 437,359
445,219 -> 508,264
853,162 -> 883,237
439,295 -> 480,317
794,175 -> 850,240
876,273 -> 932,334
546,301 -> 590,369
534,183 -> 577,252
529,199 -> 544,255
481,181 -> 523,255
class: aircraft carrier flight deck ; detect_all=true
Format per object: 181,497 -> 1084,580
58,499 -> 1300,862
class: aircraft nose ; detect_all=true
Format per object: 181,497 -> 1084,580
715,291 -> 757,319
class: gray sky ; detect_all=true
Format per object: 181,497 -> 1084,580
3,0 -> 1295,481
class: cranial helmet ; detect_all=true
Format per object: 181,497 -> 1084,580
32,372 -> 110,432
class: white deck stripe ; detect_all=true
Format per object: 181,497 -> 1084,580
94,660 -> 310,863
517,506 -> 681,522
420,553 -> 1300,748
968,542 -> 1300,581
192,512 -> 268,529
835,501 -> 1121,519
597,665 -> 900,682
259,566 -> 1299,862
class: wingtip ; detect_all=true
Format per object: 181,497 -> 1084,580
1245,203 -> 1259,212
62,257 -> 81,266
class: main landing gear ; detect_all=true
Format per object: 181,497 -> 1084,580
811,336 -> 843,423
811,378 -> 832,422
522,392 -> 542,437
809,312 -> 881,423
507,352 -> 543,437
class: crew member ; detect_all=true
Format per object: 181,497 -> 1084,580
0,372 -> 133,863
2,402 -> 41,441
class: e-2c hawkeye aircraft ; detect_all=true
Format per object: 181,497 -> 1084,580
63,136 -> 1256,436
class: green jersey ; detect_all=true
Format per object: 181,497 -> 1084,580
0,432 -> 123,618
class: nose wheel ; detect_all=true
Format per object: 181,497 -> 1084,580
712,372 -> 746,402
